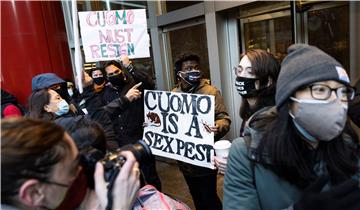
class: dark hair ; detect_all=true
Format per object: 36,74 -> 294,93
257,104 -> 360,188
104,60 -> 122,71
1,118 -> 70,204
103,60 -> 133,83
61,118 -> 106,153
239,49 -> 280,120
89,67 -> 106,78
174,53 -> 201,76
28,89 -> 55,121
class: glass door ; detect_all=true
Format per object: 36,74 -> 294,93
240,10 -> 293,62
162,18 -> 210,89
306,2 -> 349,71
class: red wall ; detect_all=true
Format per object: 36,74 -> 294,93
1,1 -> 73,106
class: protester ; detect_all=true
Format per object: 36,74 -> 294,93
28,88 -> 119,151
102,55 -> 154,146
215,49 -> 280,174
102,56 -> 161,190
66,80 -> 75,98
173,53 -> 231,210
89,67 -> 107,93
223,44 -> 360,210
234,49 -> 280,136
32,73 -> 81,115
1,117 -> 140,210
1,89 -> 26,118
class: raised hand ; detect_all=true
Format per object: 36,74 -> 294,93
125,82 -> 142,102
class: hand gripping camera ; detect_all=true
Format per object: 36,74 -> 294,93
99,139 -> 152,182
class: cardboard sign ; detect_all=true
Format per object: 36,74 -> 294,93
143,90 -> 215,169
78,9 -> 150,62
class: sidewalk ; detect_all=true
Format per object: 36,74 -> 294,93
156,158 -> 224,210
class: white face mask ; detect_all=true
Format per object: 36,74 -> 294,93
67,89 -> 74,97
290,97 -> 348,142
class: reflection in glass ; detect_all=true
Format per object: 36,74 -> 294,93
243,15 -> 292,62
167,23 -> 210,85
165,1 -> 202,13
307,5 -> 349,71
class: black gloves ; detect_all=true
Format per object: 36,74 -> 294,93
294,176 -> 360,210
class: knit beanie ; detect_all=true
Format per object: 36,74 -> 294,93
275,44 -> 350,108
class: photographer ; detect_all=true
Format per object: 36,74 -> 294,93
1,118 -> 139,210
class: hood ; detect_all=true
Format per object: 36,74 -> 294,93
31,73 -> 65,91
1,89 -> 18,105
244,106 -> 277,149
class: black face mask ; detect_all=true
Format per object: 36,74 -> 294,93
178,70 -> 201,92
108,73 -> 127,87
54,86 -> 71,102
235,77 -> 259,98
93,77 -> 105,85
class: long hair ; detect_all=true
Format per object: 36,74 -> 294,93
239,49 -> 280,120
104,60 -> 134,84
1,118 -> 70,204
28,89 -> 55,120
257,103 -> 360,188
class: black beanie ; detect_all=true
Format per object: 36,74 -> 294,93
275,44 -> 350,108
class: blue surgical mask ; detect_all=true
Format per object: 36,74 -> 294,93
55,99 -> 70,116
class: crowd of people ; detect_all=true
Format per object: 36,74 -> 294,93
1,44 -> 360,210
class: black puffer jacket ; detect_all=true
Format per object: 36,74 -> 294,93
100,64 -> 155,147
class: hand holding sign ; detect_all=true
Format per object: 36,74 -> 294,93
78,9 -> 150,62
143,90 -> 215,169
126,82 -> 142,102
120,55 -> 132,68
202,121 -> 219,134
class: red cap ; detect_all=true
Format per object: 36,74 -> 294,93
3,105 -> 22,118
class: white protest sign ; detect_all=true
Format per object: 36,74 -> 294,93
78,9 -> 150,62
143,90 -> 215,169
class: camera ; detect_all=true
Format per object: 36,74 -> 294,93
99,139 -> 152,182
80,139 -> 152,187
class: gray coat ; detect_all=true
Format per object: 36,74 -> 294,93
223,107 -> 360,210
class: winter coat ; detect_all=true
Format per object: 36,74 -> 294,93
172,79 -> 231,176
223,106 -> 360,210
100,65 -> 155,147
31,73 -> 119,151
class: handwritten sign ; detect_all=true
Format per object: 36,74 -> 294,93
78,9 -> 150,62
143,90 -> 215,169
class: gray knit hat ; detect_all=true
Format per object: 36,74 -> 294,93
276,44 -> 350,108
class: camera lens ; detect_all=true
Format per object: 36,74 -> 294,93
121,139 -> 152,164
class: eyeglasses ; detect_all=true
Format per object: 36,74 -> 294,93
107,69 -> 121,77
43,180 -> 70,188
233,66 -> 252,76
307,84 -> 355,101
43,164 -> 82,188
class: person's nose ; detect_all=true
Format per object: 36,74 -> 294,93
329,89 -> 338,101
